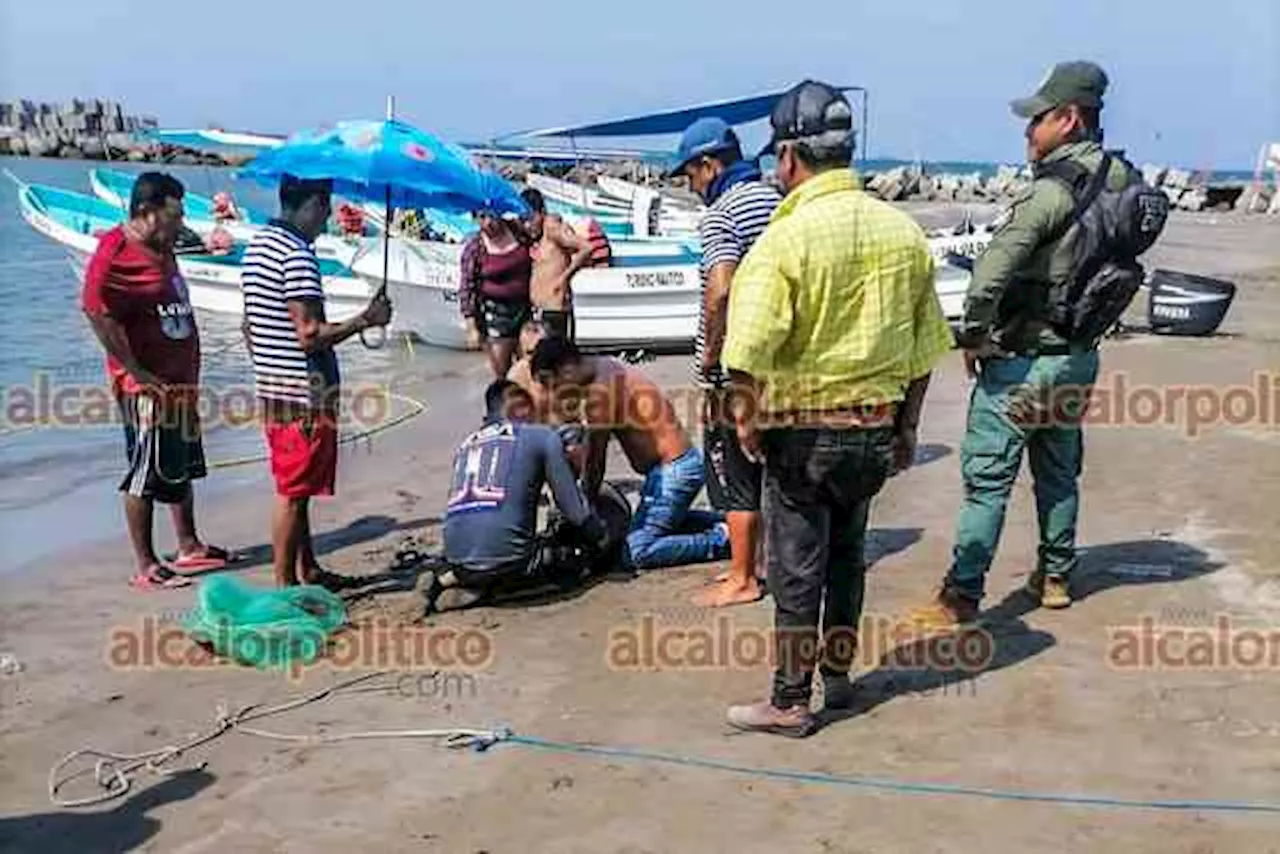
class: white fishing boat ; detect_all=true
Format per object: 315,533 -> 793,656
596,174 -> 700,212
89,167 -> 268,245
16,180 -> 372,323
526,173 -> 700,237
346,238 -> 704,350
16,178 -> 707,350
18,174 -> 975,354
88,167 -> 373,265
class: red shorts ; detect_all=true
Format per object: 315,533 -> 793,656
265,418 -> 337,498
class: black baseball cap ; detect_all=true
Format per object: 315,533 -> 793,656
758,80 -> 854,159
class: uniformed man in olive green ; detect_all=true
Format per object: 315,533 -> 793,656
909,61 -> 1127,628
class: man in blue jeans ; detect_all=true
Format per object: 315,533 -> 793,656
531,337 -> 729,571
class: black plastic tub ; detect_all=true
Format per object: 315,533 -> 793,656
1146,269 -> 1237,336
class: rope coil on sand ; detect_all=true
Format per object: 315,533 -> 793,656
48,672 -> 509,808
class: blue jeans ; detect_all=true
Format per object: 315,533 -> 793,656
625,448 -> 729,570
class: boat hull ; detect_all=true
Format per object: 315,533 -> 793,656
19,182 -> 372,324
22,179 -> 972,354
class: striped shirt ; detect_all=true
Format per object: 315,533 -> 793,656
693,179 -> 782,387
240,221 -> 340,408
722,168 -> 954,417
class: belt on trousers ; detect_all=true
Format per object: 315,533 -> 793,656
1011,342 -> 1094,357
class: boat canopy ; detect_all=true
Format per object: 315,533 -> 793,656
504,86 -> 867,140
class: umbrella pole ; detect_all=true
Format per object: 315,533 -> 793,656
361,98 -> 397,350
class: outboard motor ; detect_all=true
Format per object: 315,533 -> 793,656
1146,269 -> 1236,336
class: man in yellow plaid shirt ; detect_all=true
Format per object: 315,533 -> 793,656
720,80 -> 954,737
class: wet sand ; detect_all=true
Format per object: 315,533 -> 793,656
1,208 -> 1278,853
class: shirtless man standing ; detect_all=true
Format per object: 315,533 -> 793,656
531,337 -> 729,571
521,188 -> 592,341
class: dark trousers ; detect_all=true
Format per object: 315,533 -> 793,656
763,426 -> 895,708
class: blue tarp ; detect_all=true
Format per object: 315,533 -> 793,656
507,87 -> 865,139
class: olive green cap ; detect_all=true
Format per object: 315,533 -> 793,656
1011,61 -> 1108,119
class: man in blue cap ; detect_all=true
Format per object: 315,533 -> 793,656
668,116 -> 782,608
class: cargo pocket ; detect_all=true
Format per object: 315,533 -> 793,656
960,428 -> 1019,493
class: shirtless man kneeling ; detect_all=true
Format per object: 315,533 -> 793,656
521,189 -> 592,341
530,337 -> 729,571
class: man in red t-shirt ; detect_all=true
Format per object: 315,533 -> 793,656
81,172 -> 233,590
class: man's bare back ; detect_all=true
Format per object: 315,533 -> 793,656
579,357 -> 690,475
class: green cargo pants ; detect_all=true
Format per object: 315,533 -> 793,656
945,349 -> 1100,601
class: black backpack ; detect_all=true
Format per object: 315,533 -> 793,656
1035,150 -> 1170,344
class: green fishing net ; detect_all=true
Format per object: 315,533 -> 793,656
181,576 -> 348,670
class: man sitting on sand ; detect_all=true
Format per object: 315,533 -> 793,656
430,380 -> 614,612
521,188 -> 593,341
530,337 -> 730,571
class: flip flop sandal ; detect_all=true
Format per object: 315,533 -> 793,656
164,545 -> 239,572
129,565 -> 194,590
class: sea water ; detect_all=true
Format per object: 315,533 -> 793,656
0,157 -> 471,571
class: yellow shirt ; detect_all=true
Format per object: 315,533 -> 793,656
721,168 -> 954,417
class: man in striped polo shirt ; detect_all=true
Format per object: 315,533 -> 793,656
668,117 -> 782,608
240,176 -> 391,589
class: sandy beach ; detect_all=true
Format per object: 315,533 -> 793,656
2,205 -> 1278,853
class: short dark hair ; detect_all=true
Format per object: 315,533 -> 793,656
129,172 -> 184,218
279,174 -> 333,212
483,379 -> 530,420
530,337 -> 581,377
789,139 -> 853,172
520,188 -> 546,214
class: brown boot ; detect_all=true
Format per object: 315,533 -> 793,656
900,587 -> 981,634
1026,571 -> 1071,609
726,700 -> 817,738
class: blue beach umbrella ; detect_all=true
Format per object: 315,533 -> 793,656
238,117 -> 528,346
238,118 -> 527,215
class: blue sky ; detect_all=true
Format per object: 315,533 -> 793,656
2,0 -> 1275,168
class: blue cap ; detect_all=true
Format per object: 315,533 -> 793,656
665,117 -> 740,178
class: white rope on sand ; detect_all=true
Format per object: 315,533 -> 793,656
48,671 -> 509,808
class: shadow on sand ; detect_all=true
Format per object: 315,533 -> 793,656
181,514 -> 444,583
814,537 -> 1223,733
0,769 -> 215,854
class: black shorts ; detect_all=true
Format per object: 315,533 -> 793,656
703,407 -> 762,513
119,393 -> 207,504
480,298 -> 531,340
537,307 -> 575,341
